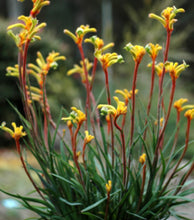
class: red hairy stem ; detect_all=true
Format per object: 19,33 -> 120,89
174,162 -> 194,195
15,140 -> 45,201
73,124 -> 85,189
137,164 -> 146,211
156,78 -> 176,153
90,57 -> 98,91
170,111 -> 180,155
143,58 -> 156,142
114,116 -> 126,185
161,117 -> 191,195
103,67 -> 115,167
121,100 -> 129,129
157,30 -> 172,131
105,192 -> 110,220
78,44 -> 91,129
130,61 -> 140,146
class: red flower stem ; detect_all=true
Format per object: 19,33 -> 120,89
121,100 -> 128,129
82,142 -> 87,169
90,57 -> 98,91
174,162 -> 194,195
143,58 -> 156,142
78,44 -> 90,129
157,30 -> 171,130
170,111 -> 180,155
161,117 -> 191,195
105,192 -> 110,220
15,140 -> 45,201
114,116 -> 126,185
73,124 -> 85,189
130,61 -> 140,146
156,78 -> 176,153
42,74 -> 48,148
103,67 -> 114,167
137,164 -> 146,211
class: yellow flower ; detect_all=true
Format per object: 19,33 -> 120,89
96,52 -> 124,69
154,118 -> 164,127
184,109 -> 194,120
124,43 -> 146,62
28,51 -> 65,83
85,35 -> 114,53
0,122 -> 26,141
139,153 -> 146,165
145,43 -> 162,59
7,15 -> 46,48
149,6 -> 185,31
84,130 -> 94,144
115,89 -> 138,102
62,107 -> 86,125
64,25 -> 96,45
98,96 -> 127,118
31,0 -> 50,17
165,61 -> 189,80
105,180 -> 112,194
6,65 -> 19,77
173,98 -> 188,112
67,59 -> 93,83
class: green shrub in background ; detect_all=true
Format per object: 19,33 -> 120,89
0,1 -> 194,220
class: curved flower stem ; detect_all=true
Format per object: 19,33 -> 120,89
78,44 -> 90,129
121,100 -> 129,130
157,30 -> 172,133
15,140 -> 45,201
174,162 -> 194,195
137,164 -> 146,211
130,61 -> 140,146
105,193 -> 110,220
161,117 -> 191,195
82,142 -> 87,169
143,58 -> 156,143
103,67 -> 114,167
90,57 -> 98,91
114,116 -> 126,185
156,78 -> 176,153
73,124 -> 85,190
170,111 -> 180,155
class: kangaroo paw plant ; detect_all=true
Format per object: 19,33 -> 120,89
0,2 -> 194,220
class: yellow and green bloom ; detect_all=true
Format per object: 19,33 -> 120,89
139,153 -> 146,165
0,122 -> 26,141
64,25 -> 96,45
67,59 -> 93,83
84,130 -> 94,144
145,43 -> 162,59
165,61 -> 189,80
124,43 -> 146,63
149,6 -> 185,31
62,107 -> 86,125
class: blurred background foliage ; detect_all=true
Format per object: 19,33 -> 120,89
0,0 -> 194,152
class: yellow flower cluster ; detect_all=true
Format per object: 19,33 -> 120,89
115,89 -> 138,102
149,6 -> 185,31
84,130 -> 94,144
64,25 -> 96,45
145,43 -> 162,59
7,15 -> 46,48
62,107 -> 86,126
105,180 -> 112,194
124,43 -> 146,62
98,96 -> 127,118
139,153 -> 146,165
31,0 -> 50,17
165,61 -> 189,80
0,122 -> 26,141
67,59 -> 93,83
